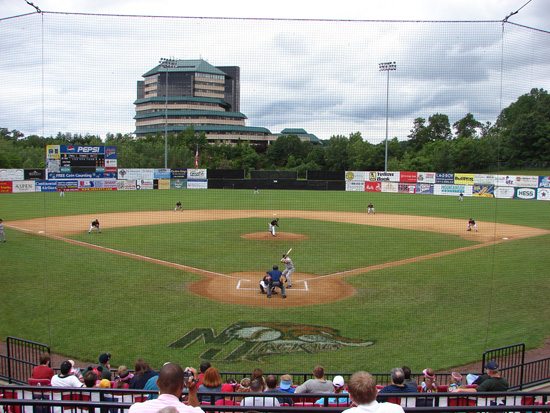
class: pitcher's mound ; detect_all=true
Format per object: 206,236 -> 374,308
241,232 -> 308,241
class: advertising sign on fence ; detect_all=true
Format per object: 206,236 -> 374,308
398,183 -> 416,193
346,180 -> 365,191
153,169 -> 171,179
472,185 -> 495,197
399,171 -> 417,183
117,180 -> 136,190
137,180 -> 154,190
417,172 -> 436,183
537,188 -> 550,201
454,173 -> 475,185
118,169 -> 154,180
375,171 -> 399,182
57,180 -> 78,191
188,169 -> 207,180
435,173 -> 454,184
187,180 -> 208,189
34,181 -> 57,192
0,181 -> 13,193
416,183 -> 434,195
434,184 -> 467,196
345,171 -> 368,181
171,179 -> 187,189
364,181 -> 382,192
381,182 -> 398,193
515,187 -> 537,200
494,186 -> 515,199
538,176 -> 550,188
475,174 -> 496,185
0,169 -> 24,181
171,169 -> 188,179
12,181 -> 35,193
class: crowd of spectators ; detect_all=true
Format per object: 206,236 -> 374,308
29,354 -> 510,413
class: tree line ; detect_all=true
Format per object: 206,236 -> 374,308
1,88 -> 548,175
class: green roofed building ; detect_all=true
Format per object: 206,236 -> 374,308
134,59 -> 319,146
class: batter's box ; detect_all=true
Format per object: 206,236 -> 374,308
236,279 -> 309,291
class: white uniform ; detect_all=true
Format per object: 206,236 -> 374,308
0,220 -> 5,242
281,255 -> 294,287
269,219 -> 278,236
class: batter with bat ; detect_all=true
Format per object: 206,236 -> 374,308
281,248 -> 294,288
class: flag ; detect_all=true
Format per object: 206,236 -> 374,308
195,148 -> 198,168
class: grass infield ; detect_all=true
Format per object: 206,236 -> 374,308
0,189 -> 548,373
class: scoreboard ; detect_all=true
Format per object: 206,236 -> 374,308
47,145 -> 117,176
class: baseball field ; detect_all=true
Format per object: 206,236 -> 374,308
1,189 -> 549,374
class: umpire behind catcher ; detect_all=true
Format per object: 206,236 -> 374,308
267,265 -> 286,299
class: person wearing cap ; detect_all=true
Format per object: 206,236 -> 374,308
269,218 -> 279,237
278,374 -> 295,393
129,363 -> 203,413
85,353 -> 112,380
454,361 -> 509,393
294,365 -> 334,394
343,371 -> 405,413
266,265 -> 286,299
377,368 -> 418,402
51,360 -> 84,388
315,375 -> 349,406
264,375 -> 293,405
280,253 -> 295,288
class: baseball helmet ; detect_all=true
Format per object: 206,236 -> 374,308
273,265 -> 278,270
282,253 -> 286,257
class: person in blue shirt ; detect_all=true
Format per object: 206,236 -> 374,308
267,265 -> 286,298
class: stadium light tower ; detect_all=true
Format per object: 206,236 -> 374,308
379,61 -> 396,172
159,58 -> 178,169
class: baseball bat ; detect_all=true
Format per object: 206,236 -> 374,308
286,248 -> 292,256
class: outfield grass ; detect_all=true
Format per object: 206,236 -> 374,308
0,189 -> 548,374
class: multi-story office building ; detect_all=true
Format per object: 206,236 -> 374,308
134,59 -> 319,146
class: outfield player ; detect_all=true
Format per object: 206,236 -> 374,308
281,253 -> 294,288
174,201 -> 183,211
89,219 -> 101,234
0,218 -> 6,243
269,218 -> 279,237
367,203 -> 375,214
458,193 -> 463,202
467,218 -> 477,232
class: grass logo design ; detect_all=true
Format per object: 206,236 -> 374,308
168,322 -> 374,362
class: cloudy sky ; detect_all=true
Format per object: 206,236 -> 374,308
0,0 -> 549,142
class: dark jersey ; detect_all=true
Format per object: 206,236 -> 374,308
469,219 -> 476,225
270,219 -> 279,227
92,220 -> 99,227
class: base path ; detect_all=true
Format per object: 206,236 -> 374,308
8,210 -> 549,307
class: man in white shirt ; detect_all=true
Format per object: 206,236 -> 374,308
51,361 -> 83,388
129,363 -> 203,413
343,371 -> 405,413
240,378 -> 280,408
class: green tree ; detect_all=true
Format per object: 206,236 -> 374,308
453,113 -> 482,139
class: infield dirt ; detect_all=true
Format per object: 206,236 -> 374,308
7,210 -> 549,308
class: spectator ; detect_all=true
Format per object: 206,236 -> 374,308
454,361 -> 509,393
240,378 -> 280,408
130,359 -> 157,389
85,353 -> 112,381
401,366 -> 417,389
264,375 -> 293,405
215,383 -> 238,408
114,366 -> 133,389
447,372 -> 464,392
235,378 -> 251,403
128,363 -> 202,413
83,371 -> 99,388
198,366 -> 223,403
51,361 -> 84,388
377,368 -> 417,402
420,368 -> 438,393
278,374 -> 295,393
99,379 -> 111,388
196,361 -> 211,388
250,368 -> 267,391
315,375 -> 349,406
68,360 -> 84,382
294,365 -> 334,394
32,354 -> 55,381
343,371 -> 405,413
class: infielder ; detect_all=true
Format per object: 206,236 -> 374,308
89,219 -> 101,234
269,218 -> 279,237
174,201 -> 183,211
367,203 -> 375,214
281,253 -> 294,288
467,218 -> 477,232
0,218 -> 6,243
